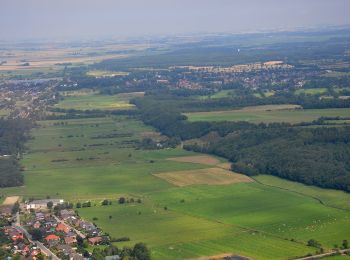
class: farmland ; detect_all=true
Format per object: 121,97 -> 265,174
55,92 -> 144,110
1,108 -> 349,259
186,106 -> 350,124
2,30 -> 350,259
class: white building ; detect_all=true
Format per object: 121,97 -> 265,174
26,199 -> 64,210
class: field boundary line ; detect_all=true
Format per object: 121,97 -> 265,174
252,177 -> 350,212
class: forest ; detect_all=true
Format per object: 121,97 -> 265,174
0,119 -> 33,187
132,94 -> 350,192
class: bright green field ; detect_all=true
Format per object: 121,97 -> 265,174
2,113 -> 350,259
54,92 -> 142,110
186,107 -> 350,124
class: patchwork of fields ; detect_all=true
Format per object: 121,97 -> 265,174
2,95 -> 350,259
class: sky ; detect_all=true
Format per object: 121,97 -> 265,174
1,0 -> 350,41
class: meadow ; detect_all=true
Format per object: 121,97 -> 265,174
55,92 -> 144,110
186,106 -> 350,124
1,98 -> 350,259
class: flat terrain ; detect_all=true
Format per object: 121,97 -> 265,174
55,92 -> 143,110
166,155 -> 221,165
154,168 -> 252,187
1,99 -> 350,259
186,106 -> 350,124
2,196 -> 19,205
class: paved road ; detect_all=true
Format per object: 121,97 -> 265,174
53,214 -> 86,239
14,220 -> 60,260
296,249 -> 350,260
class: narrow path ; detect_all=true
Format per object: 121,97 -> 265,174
296,249 -> 350,260
252,177 -> 350,212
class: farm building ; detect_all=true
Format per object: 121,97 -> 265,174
26,199 -> 64,210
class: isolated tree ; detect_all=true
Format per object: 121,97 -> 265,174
47,201 -> 53,209
76,202 -> 81,208
343,240 -> 349,249
30,228 -> 43,241
307,239 -> 321,248
132,243 -> 151,260
118,197 -> 126,204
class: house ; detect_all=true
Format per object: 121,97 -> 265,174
33,221 -> 41,229
56,223 -> 70,233
26,199 -> 64,210
64,235 -> 77,245
79,221 -> 96,232
88,236 -> 102,245
35,212 -> 45,221
45,234 -> 60,246
13,242 -> 30,256
31,248 -> 41,257
5,227 -> 24,241
60,209 -> 75,220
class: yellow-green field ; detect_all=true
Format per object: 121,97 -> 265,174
86,70 -> 129,78
55,92 -> 144,110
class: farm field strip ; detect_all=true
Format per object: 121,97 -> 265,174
54,92 -> 143,110
186,107 -> 350,123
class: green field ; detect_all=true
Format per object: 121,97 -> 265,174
295,88 -> 328,95
186,106 -> 350,124
198,90 -> 235,100
2,104 -> 350,259
55,92 -> 143,110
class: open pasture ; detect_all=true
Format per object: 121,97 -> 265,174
186,106 -> 350,124
2,110 -> 350,259
86,70 -> 129,78
166,155 -> 222,166
154,168 -> 252,187
148,182 -> 350,249
54,92 -> 141,110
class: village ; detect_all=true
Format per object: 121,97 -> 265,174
1,197 -> 112,260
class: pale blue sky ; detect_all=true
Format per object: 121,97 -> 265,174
1,0 -> 350,40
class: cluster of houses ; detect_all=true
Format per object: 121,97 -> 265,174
1,198 -> 111,259
2,226 -> 42,258
23,204 -> 109,259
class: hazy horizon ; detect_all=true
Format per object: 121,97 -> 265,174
1,0 -> 350,41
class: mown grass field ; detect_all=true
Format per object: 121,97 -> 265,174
55,92 -> 143,110
186,106 -> 350,124
2,97 -> 350,259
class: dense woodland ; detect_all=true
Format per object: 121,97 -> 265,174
0,119 -> 33,187
132,94 -> 350,192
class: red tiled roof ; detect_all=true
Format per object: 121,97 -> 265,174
56,223 -> 70,233
45,234 -> 60,241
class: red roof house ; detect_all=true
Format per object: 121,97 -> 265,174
45,234 -> 60,242
56,223 -> 70,233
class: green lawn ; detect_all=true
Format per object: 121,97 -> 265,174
186,107 -> 350,124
